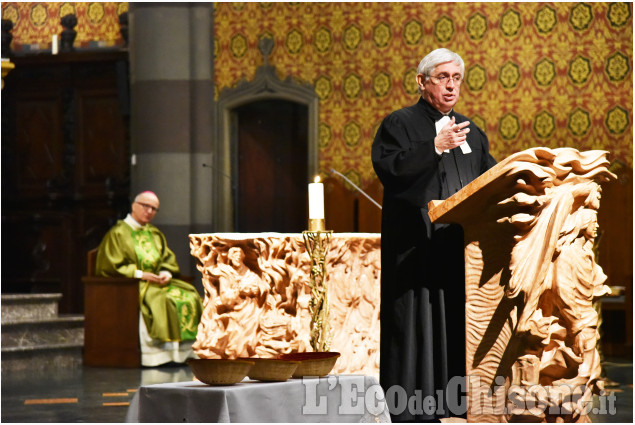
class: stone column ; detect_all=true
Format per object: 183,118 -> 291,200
129,3 -> 215,286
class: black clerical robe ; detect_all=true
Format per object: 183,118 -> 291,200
371,97 -> 496,421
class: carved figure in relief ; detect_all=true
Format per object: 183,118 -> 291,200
328,239 -> 381,375
213,246 -> 270,358
501,170 -> 612,420
191,239 -> 313,359
255,238 -> 311,356
546,208 -> 610,388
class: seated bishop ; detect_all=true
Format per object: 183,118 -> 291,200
96,190 -> 203,366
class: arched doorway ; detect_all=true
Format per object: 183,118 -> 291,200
213,38 -> 318,232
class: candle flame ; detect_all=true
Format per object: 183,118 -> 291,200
314,175 -> 320,183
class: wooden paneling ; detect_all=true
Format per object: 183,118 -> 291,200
1,51 -> 130,314
76,88 -> 129,196
83,276 -> 141,368
14,92 -> 64,198
83,249 -> 140,367
358,178 -> 382,233
324,176 -> 355,232
597,164 -> 633,357
324,176 -> 382,233
597,165 -> 633,288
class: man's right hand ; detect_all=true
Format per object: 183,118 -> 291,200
142,271 -> 169,286
434,116 -> 470,153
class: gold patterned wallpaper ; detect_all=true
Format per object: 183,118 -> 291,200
214,2 -> 632,188
3,2 -> 631,189
1,2 -> 127,50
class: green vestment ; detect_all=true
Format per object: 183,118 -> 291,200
96,220 -> 203,342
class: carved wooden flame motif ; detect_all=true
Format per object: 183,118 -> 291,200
188,233 -> 381,377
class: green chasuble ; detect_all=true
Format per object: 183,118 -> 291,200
96,220 -> 203,342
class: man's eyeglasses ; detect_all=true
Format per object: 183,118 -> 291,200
135,202 -> 159,213
429,73 -> 462,86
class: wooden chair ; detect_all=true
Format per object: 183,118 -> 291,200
83,248 -> 141,367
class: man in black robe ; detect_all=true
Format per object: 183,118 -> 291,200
371,48 -> 497,421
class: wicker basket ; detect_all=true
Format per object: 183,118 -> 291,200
243,358 -> 301,382
278,352 -> 340,378
187,358 -> 254,385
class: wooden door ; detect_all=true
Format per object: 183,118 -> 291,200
234,99 -> 308,232
1,52 -> 130,314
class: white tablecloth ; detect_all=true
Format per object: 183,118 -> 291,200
125,375 -> 391,423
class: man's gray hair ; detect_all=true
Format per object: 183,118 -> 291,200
416,48 -> 465,80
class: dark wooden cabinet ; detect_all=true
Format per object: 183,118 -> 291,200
2,51 -> 131,314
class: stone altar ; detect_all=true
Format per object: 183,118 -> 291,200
429,147 -> 616,422
189,233 -> 381,377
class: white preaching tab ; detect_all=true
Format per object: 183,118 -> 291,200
435,116 -> 451,154
460,140 -> 472,154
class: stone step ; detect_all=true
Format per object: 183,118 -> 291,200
1,293 -> 62,322
1,315 -> 84,350
1,293 -> 85,373
1,343 -> 83,373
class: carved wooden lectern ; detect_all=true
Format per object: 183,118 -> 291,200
429,148 -> 616,423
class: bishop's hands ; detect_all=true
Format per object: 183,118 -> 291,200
141,271 -> 171,286
434,116 -> 470,153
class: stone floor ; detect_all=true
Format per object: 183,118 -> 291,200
590,357 -> 634,422
1,358 -> 632,422
1,363 -> 194,423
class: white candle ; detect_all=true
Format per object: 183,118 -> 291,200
308,176 -> 324,219
52,35 -> 58,55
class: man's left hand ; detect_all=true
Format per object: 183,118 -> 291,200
158,271 -> 172,285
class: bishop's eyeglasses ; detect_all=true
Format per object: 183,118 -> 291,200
429,73 -> 463,86
135,202 -> 159,213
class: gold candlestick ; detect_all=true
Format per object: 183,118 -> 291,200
308,218 -> 325,231
303,219 -> 332,352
